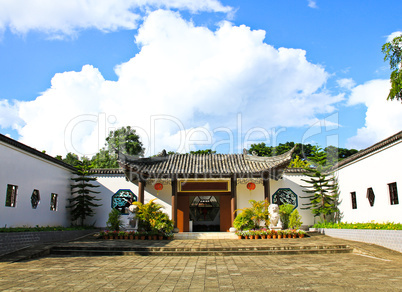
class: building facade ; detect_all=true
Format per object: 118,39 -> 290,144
335,131 -> 402,223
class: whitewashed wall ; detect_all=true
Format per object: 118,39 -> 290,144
336,141 -> 402,223
0,142 -> 72,227
92,174 -> 172,228
270,173 -> 315,226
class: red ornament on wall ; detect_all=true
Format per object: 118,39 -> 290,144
247,182 -> 256,191
154,183 -> 163,196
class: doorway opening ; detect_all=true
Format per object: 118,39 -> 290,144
189,196 -> 220,232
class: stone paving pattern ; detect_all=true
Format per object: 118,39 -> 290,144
0,234 -> 401,291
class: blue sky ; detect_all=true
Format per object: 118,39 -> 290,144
0,0 -> 401,157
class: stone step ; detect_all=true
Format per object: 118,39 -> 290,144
50,244 -> 353,257
174,232 -> 238,240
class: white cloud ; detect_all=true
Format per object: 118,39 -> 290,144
307,0 -> 318,9
337,78 -> 356,90
3,10 -> 341,156
346,79 -> 402,149
0,99 -> 22,129
0,0 -> 231,37
386,31 -> 402,43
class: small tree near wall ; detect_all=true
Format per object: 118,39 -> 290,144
68,160 -> 102,226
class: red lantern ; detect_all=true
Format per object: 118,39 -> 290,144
154,183 -> 163,196
247,182 -> 256,191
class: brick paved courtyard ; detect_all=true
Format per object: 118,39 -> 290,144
0,235 -> 401,291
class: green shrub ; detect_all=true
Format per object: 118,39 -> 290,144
233,210 -> 255,231
279,203 -> 295,229
289,209 -> 303,229
313,221 -> 402,230
106,209 -> 123,231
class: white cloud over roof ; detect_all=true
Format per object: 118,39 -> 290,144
1,10 -> 342,156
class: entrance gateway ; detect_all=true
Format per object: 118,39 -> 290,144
118,148 -> 295,232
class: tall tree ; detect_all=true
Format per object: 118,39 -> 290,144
190,149 -> 217,154
68,160 -> 102,226
106,126 -> 145,156
300,170 -> 339,222
382,34 -> 402,101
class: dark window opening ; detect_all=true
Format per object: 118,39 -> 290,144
5,184 -> 18,207
351,192 -> 357,209
50,193 -> 58,211
388,182 -> 399,205
31,189 -> 40,209
367,188 -> 375,207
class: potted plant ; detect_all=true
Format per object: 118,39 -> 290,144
235,231 -> 243,239
266,230 -> 272,239
277,230 -> 283,239
118,231 -> 125,239
298,230 -> 306,238
271,230 -> 277,239
128,231 -> 135,240
99,230 -> 108,239
260,229 -> 267,239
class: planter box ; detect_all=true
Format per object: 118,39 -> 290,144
0,229 -> 97,256
317,228 -> 402,253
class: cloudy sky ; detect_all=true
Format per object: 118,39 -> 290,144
0,0 -> 401,157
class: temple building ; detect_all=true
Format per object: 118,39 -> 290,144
1,131 -> 401,230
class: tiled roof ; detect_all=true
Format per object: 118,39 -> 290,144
334,130 -> 402,169
0,133 -> 75,171
89,168 -> 124,174
118,147 -> 294,179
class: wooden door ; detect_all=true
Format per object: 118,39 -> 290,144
220,195 -> 231,232
177,196 -> 189,232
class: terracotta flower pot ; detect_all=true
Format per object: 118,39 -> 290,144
261,235 -> 266,239
273,235 -> 277,239
159,235 -> 164,240
299,234 -> 304,238
141,235 -> 146,240
288,234 -> 292,238
278,235 -> 282,239
238,235 -> 242,239
293,235 -> 297,239
129,235 -> 134,240
124,236 -> 129,240
267,235 -> 272,239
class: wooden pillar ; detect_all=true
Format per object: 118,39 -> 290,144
230,176 -> 237,226
138,180 -> 146,204
263,177 -> 270,203
171,178 -> 178,228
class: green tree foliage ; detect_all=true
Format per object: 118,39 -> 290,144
301,170 -> 339,222
279,203 -> 295,229
106,126 -> 145,156
248,142 -> 356,169
288,155 -> 310,168
288,209 -> 303,229
382,34 -> 402,101
68,160 -> 102,226
63,152 -> 81,167
91,148 -> 119,168
233,210 -> 255,231
190,149 -> 217,154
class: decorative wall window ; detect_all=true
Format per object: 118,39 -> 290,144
50,193 -> 58,211
5,184 -> 18,207
351,192 -> 357,209
272,188 -> 298,208
31,189 -> 40,209
367,188 -> 375,207
388,182 -> 399,205
112,189 -> 137,214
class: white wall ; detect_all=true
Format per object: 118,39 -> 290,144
337,141 -> 402,223
92,175 -> 172,228
0,142 -> 72,227
270,174 -> 315,226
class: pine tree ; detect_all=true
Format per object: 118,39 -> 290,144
300,170 -> 338,222
68,160 -> 102,226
